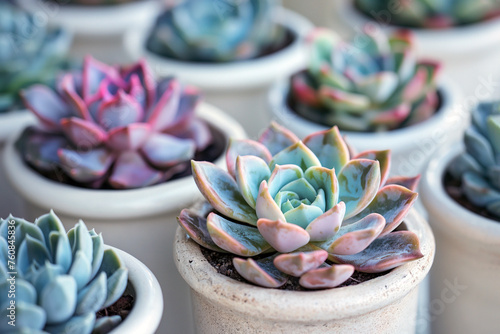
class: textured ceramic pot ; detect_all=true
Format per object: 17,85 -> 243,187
111,246 -> 163,334
174,208 -> 435,334
420,144 -> 500,334
335,0 -> 500,98
125,7 -> 313,138
268,79 -> 465,178
0,111 -> 35,218
3,103 -> 245,334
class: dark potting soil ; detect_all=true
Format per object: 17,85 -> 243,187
444,171 -> 500,222
96,294 -> 134,320
200,246 -> 388,291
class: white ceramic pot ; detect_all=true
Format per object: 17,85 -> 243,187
0,111 -> 35,218
174,208 -> 435,334
125,7 -> 313,139
18,0 -> 161,63
110,246 -> 163,334
420,144 -> 500,334
335,0 -> 500,99
3,103 -> 246,334
268,79 -> 465,178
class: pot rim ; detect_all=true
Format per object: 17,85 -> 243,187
174,208 -> 435,322
336,0 -> 500,56
269,77 -> 462,152
124,7 -> 314,90
420,143 -> 500,243
17,0 -> 160,37
109,246 -> 163,334
3,103 -> 245,220
0,110 -> 34,144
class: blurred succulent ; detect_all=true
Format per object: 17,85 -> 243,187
16,56 -> 214,189
0,3 -> 71,113
355,0 -> 500,28
290,28 -> 440,132
48,0 -> 135,5
448,103 -> 500,218
0,211 -> 128,334
178,122 -> 423,289
146,0 -> 286,62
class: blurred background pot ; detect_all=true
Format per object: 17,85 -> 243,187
4,103 -> 245,334
420,145 -> 500,334
126,7 -> 313,138
174,208 -> 435,334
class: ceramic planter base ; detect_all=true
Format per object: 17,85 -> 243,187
174,209 -> 435,334
421,145 -> 500,334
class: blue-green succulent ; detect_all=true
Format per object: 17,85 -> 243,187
146,0 -> 286,62
0,3 -> 71,113
0,211 -> 128,334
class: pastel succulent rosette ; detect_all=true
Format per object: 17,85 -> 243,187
290,28 -> 440,132
355,0 -> 500,28
178,123 -> 423,289
449,102 -> 500,218
146,0 -> 285,62
17,56 -> 213,189
0,211 -> 128,334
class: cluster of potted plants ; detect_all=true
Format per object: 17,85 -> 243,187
1,0 -> 499,334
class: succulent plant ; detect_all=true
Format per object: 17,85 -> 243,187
16,56 -> 215,189
178,122 -> 423,289
146,0 -> 286,62
448,102 -> 500,218
354,0 -> 500,28
290,28 -> 440,132
0,3 -> 71,113
47,0 -> 135,5
0,211 -> 128,334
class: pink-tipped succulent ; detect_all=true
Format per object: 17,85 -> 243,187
17,56 -> 214,189
178,122 -> 423,289
290,28 -> 441,132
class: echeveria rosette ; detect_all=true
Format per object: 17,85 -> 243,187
0,211 -> 128,334
17,56 -> 213,189
0,3 -> 71,113
355,0 -> 500,28
178,122 -> 423,289
448,102 -> 500,218
146,0 -> 285,62
290,28 -> 441,132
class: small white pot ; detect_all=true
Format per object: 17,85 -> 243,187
110,246 -> 163,334
3,103 -> 246,334
174,208 -> 435,334
420,145 -> 500,334
335,0 -> 500,98
0,111 -> 35,218
125,7 -> 313,138
269,79 -> 466,177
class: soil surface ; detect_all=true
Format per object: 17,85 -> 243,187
96,294 -> 134,320
201,246 -> 388,291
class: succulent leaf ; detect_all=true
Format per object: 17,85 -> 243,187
273,250 -> 328,277
257,219 -> 310,253
299,264 -> 355,289
233,256 -> 288,288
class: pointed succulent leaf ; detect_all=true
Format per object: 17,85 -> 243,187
58,148 -> 114,183
61,117 -> 108,149
257,218 -> 310,253
141,133 -> 195,168
0,302 -> 46,331
448,153 -> 483,180
109,151 -> 163,189
256,180 -> 286,222
273,250 -> 328,277
106,123 -> 151,151
233,256 -> 288,288
100,250 -> 128,308
59,73 -> 91,121
44,312 -> 95,334
226,138 -> 272,178
299,264 -> 354,289
291,73 -> 322,107
283,203 -> 324,229
0,279 -> 36,308
257,121 -> 300,156
385,175 -> 421,191
177,207 -> 227,252
402,67 -> 427,101
90,233 -> 104,279
40,275 -> 77,324
68,221 -> 92,262
304,166 -> 339,210
319,86 -> 371,113
147,79 -> 181,131
354,150 -> 391,186
356,71 -> 399,103
82,55 -> 122,101
464,126 -> 495,168
270,141 -> 322,171
325,213 -> 385,255
486,115 -> 500,154
331,231 -> 423,273
97,91 -> 143,131
121,59 -> 156,108
267,164 -> 304,198
32,262 -> 65,295
76,272 -> 106,315
68,250 -> 92,290
192,161 -> 258,225
370,103 -> 411,129
24,234 -> 51,267
35,211 -> 66,247
462,171 -> 500,207
306,201 -> 345,242
93,315 -> 122,334
303,126 -> 350,172
235,155 -> 271,209
21,85 -> 71,130
206,213 -> 271,256
338,159 -> 381,219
